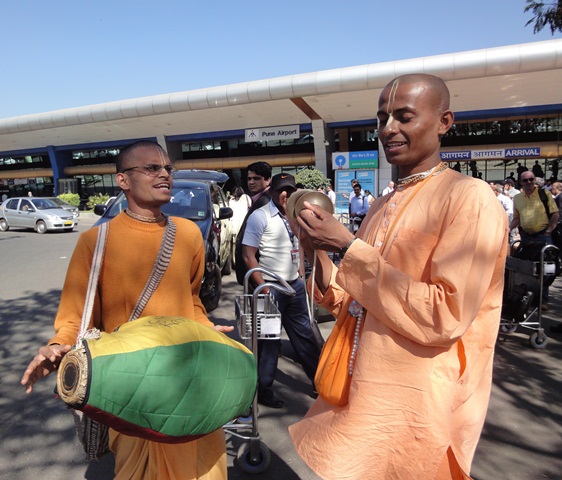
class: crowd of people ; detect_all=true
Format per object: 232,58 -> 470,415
19,73 -> 560,480
487,170 -> 562,327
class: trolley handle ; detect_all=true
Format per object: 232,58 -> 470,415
540,243 -> 559,263
244,267 -> 296,298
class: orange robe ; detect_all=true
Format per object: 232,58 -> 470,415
51,212 -> 226,480
290,168 -> 508,479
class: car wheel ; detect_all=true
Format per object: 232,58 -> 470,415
221,249 -> 232,276
0,219 -> 9,232
35,220 -> 47,234
200,265 -> 222,312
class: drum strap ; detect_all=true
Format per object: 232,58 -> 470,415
78,222 -> 110,342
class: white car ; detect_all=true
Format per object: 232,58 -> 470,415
0,197 -> 77,233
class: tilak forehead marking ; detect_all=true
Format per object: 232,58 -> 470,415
385,79 -> 400,126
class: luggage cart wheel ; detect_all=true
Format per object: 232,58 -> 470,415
236,441 -> 271,474
501,324 -> 518,334
235,407 -> 253,424
529,331 -> 549,349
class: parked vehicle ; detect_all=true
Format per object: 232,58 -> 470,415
47,197 -> 80,220
93,170 -> 234,312
0,197 -> 77,233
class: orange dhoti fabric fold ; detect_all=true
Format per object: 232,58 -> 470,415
110,428 -> 227,480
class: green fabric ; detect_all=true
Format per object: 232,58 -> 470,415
87,339 -> 256,437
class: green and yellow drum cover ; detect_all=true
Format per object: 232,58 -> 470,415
57,316 -> 256,443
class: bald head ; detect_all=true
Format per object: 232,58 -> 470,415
116,140 -> 167,173
381,74 -> 450,113
377,73 -> 454,176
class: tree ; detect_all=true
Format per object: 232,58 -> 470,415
524,1 -> 562,34
294,167 -> 329,190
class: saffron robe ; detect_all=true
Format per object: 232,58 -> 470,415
290,168 -> 508,479
51,212 -> 226,480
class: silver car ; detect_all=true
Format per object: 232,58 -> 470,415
47,197 -> 80,220
0,197 -> 77,233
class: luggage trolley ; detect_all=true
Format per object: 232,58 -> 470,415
500,243 -> 559,348
224,267 -> 295,474
337,212 -> 362,233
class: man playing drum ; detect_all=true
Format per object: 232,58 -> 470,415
21,141 -> 233,480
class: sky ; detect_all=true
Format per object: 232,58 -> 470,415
1,0 -> 560,119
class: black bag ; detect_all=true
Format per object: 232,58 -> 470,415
235,223 -> 254,286
72,410 -> 110,461
512,238 -> 548,261
501,283 -> 534,324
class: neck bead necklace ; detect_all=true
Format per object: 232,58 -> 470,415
125,208 -> 165,223
396,162 -> 448,187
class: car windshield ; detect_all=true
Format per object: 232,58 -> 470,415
105,186 -> 210,221
50,198 -> 71,207
31,198 -> 60,210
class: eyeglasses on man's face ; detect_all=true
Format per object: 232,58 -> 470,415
520,178 -> 535,183
121,164 -> 176,176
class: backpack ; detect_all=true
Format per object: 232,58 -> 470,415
235,191 -> 272,286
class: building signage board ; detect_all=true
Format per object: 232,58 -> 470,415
332,151 -> 378,170
334,169 -> 376,215
440,147 -> 541,161
244,125 -> 300,142
440,151 -> 471,160
356,170 -> 375,197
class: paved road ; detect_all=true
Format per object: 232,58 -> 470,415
1,214 -> 561,479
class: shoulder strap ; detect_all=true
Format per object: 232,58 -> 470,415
537,188 -> 553,218
77,217 -> 177,341
77,222 -> 109,343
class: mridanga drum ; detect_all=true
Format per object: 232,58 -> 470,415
57,316 -> 257,443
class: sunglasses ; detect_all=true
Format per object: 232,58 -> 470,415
122,164 -> 176,176
520,178 -> 535,183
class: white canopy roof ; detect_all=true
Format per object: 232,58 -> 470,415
0,39 -> 561,153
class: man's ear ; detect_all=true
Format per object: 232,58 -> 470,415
116,172 -> 130,191
438,110 -> 455,136
278,190 -> 291,207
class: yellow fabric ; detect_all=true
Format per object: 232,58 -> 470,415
290,168 -> 508,480
51,212 -> 226,480
89,316 -> 251,358
512,187 -> 558,234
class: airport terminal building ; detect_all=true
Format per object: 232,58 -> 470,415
0,38 -> 560,200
